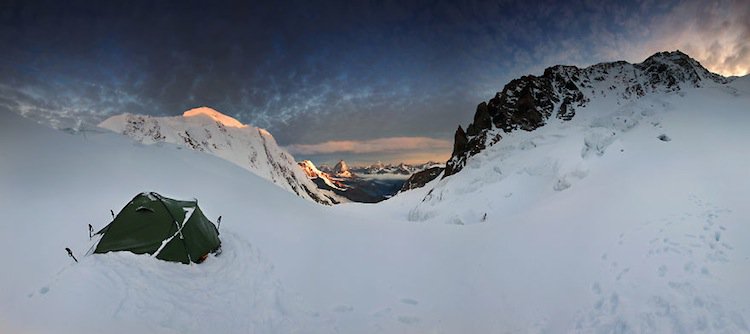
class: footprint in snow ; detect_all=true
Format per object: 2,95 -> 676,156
591,282 -> 601,295
400,298 -> 418,306
397,315 -> 420,324
372,307 -> 392,318
658,265 -> 668,277
333,305 -> 354,313
616,268 -> 630,281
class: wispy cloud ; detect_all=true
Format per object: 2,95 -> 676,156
2,0 -> 748,159
484,0 -> 749,81
286,136 -> 452,155
633,0 -> 750,76
567,0 -> 750,77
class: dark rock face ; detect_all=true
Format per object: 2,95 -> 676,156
444,50 -> 725,177
400,166 -> 445,192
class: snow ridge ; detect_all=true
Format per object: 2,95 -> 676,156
99,107 -> 341,205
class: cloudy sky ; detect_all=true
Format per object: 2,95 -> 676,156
1,0 -> 748,165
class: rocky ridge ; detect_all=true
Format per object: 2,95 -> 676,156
445,50 -> 728,177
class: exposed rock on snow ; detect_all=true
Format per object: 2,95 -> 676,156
400,166 -> 444,192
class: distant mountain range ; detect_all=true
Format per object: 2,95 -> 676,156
299,160 -> 444,202
317,161 -> 443,178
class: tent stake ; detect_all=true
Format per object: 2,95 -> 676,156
65,247 -> 78,263
88,224 -> 93,240
110,209 -> 115,219
217,215 -> 222,230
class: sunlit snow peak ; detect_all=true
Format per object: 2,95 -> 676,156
183,106 -> 247,128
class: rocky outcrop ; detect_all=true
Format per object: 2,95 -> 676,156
444,50 -> 726,177
400,166 -> 444,192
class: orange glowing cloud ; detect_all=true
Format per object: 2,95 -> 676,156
286,136 -> 452,155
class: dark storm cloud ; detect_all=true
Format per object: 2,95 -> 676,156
1,0 -> 747,163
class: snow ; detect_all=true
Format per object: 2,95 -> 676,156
1,74 -> 749,333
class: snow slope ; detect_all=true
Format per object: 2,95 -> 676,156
99,107 -> 341,205
0,110 -> 333,333
1,78 -> 749,333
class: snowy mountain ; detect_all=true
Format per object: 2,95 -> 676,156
299,160 -> 395,203
444,50 -> 728,177
350,161 -> 444,177
415,50 -> 747,222
331,160 -> 353,178
303,160 -> 446,202
99,107 -> 341,205
397,50 -> 750,331
298,159 -> 346,191
319,160 -> 444,178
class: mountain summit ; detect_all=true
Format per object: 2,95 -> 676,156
444,50 -> 728,177
182,107 -> 247,128
333,160 -> 353,178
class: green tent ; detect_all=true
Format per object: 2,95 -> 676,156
94,192 -> 221,264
